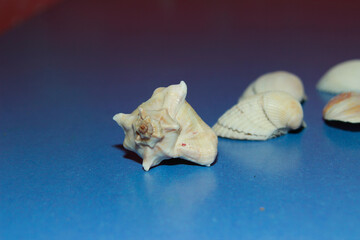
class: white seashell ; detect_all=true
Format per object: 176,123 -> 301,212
213,91 -> 304,140
113,81 -> 218,171
323,92 -> 360,123
240,71 -> 306,102
317,59 -> 360,94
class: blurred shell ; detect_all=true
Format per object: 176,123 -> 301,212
213,91 -> 304,140
323,92 -> 360,123
317,59 -> 360,94
113,81 -> 218,171
240,71 -> 306,102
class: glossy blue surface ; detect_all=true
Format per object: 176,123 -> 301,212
1,1 -> 360,239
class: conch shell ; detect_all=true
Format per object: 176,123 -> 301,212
240,71 -> 306,102
323,92 -> 360,123
213,91 -> 304,140
113,81 -> 218,171
317,59 -> 360,94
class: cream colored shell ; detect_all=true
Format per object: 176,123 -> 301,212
317,59 -> 360,94
240,71 -> 306,102
113,81 -> 218,171
213,91 -> 304,140
323,92 -> 360,123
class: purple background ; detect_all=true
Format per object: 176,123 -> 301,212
1,0 -> 360,239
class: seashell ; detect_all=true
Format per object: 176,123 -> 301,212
317,59 -> 360,94
113,81 -> 218,171
213,91 -> 304,140
240,71 -> 306,102
323,92 -> 360,123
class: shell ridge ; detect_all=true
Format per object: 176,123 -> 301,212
239,101 -> 273,132
236,102 -> 267,132
260,95 -> 279,129
216,100 -> 276,134
215,122 -> 268,138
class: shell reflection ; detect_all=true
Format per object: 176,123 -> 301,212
219,139 -> 301,176
143,170 -> 217,232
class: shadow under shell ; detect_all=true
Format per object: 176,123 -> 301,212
112,144 -> 217,169
325,120 -> 360,132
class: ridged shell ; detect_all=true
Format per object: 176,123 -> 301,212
113,81 -> 218,171
323,92 -> 360,123
317,59 -> 360,94
240,71 -> 306,102
213,91 -> 304,140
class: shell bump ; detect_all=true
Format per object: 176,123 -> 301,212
317,59 -> 360,94
240,71 -> 306,102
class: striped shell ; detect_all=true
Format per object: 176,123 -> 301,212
240,71 -> 306,102
323,92 -> 360,123
317,59 -> 360,94
213,91 -> 304,140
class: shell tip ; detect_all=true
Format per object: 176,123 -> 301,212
142,163 -> 151,171
113,113 -> 123,123
179,81 -> 187,92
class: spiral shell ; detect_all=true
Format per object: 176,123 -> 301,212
323,92 -> 360,123
317,59 -> 360,94
113,81 -> 218,171
213,91 -> 304,140
240,71 -> 306,102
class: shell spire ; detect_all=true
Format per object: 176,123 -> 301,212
113,81 -> 218,171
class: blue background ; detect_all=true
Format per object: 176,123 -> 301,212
1,0 -> 360,239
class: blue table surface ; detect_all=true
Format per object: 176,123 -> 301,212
1,0 -> 360,239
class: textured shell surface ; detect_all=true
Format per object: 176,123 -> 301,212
323,92 -> 360,123
240,71 -> 306,102
213,91 -> 304,140
317,59 -> 360,94
113,81 -> 218,171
